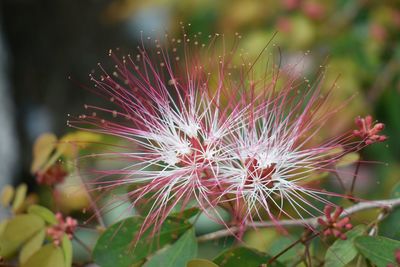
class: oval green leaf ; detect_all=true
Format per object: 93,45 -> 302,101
93,215 -> 192,267
213,246 -> 284,267
145,228 -> 197,267
391,182 -> 400,198
325,225 -> 366,267
336,153 -> 360,168
170,207 -> 200,220
19,228 -> 46,264
187,259 -> 219,267
12,184 -> 27,213
21,244 -> 64,267
31,133 -> 57,174
62,234 -> 73,267
1,185 -> 14,207
28,205 -> 57,225
0,214 -> 45,258
354,236 -> 400,267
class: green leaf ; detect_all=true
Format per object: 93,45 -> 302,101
336,153 -> 360,168
145,228 -> 197,267
0,214 -> 45,258
19,229 -> 46,264
325,225 -> 366,267
20,244 -> 65,267
62,234 -> 73,267
1,185 -> 14,207
170,207 -> 200,220
213,246 -> 284,267
187,259 -> 219,267
28,205 -> 58,225
391,182 -> 400,198
93,215 -> 192,267
12,184 -> 27,213
268,235 -> 302,263
30,133 -> 58,174
354,236 -> 400,267
0,221 -> 7,236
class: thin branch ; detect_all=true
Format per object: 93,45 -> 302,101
197,197 -> 400,242
348,159 -> 361,201
73,234 -> 92,256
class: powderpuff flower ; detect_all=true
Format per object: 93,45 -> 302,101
71,29 -> 385,237
353,115 -> 387,145
70,33 -> 247,234
216,71 -> 366,228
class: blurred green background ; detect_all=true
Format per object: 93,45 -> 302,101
1,0 -> 400,262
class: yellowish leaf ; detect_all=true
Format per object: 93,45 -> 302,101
0,220 -> 7,236
20,244 -> 64,267
57,131 -> 102,158
28,205 -> 57,225
61,234 -> 73,267
11,184 -> 27,213
1,185 -> 14,207
31,133 -> 57,174
336,153 -> 360,168
0,214 -> 45,258
19,229 -> 46,264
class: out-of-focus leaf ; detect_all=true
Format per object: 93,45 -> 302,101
213,246 -> 284,267
336,153 -> 360,168
187,259 -> 219,267
56,174 -> 89,212
57,131 -> 102,157
391,182 -> 400,198
31,133 -> 57,174
0,221 -> 7,236
325,225 -> 366,267
0,214 -> 45,258
145,228 -> 197,267
19,228 -> 46,264
170,207 -> 199,220
354,236 -> 400,267
28,205 -> 57,225
11,183 -> 27,213
62,234 -> 73,267
93,215 -> 192,267
1,185 -> 14,207
194,207 -> 230,235
268,235 -> 302,263
20,244 -> 64,267
243,228 -> 277,252
288,15 -> 315,49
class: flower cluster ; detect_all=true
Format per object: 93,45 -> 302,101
36,162 -> 68,186
47,212 -> 78,246
353,115 -> 387,145
71,33 -> 386,236
317,205 -> 352,240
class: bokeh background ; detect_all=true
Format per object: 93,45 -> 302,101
1,0 -> 400,261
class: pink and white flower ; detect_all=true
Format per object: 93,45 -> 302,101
71,35 -> 247,233
71,32 -> 385,237
216,73 -> 364,228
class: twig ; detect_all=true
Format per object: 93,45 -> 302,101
268,231 -> 319,265
73,234 -> 93,256
348,160 -> 361,201
197,197 -> 400,242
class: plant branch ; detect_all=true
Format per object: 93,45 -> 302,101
197,197 -> 400,242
